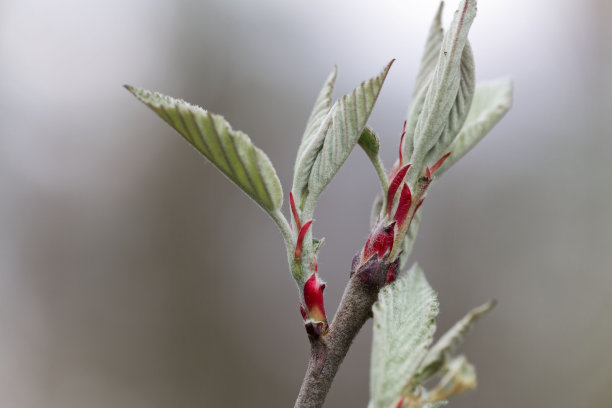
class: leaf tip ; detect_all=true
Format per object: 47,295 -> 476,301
483,299 -> 497,312
327,64 -> 339,91
123,84 -> 140,99
378,58 -> 396,82
386,58 -> 396,74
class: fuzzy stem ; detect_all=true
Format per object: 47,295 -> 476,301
373,154 -> 390,194
271,209 -> 295,251
294,272 -> 381,408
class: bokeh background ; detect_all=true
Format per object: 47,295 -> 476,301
1,0 -> 611,407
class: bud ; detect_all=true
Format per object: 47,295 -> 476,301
353,164 -> 413,281
289,193 -> 328,337
300,272 -> 328,337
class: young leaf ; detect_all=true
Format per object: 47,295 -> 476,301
415,300 -> 496,383
403,2 -> 445,162
359,126 -> 381,162
293,60 -> 393,215
360,127 -> 390,194
436,78 -> 513,176
295,66 -> 337,168
369,264 -> 439,408
408,0 -> 477,172
424,41 -> 475,167
125,86 -> 284,215
413,1 -> 445,100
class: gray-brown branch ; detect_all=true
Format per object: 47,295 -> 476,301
294,257 -> 392,408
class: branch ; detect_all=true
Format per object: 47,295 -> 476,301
294,257 -> 391,408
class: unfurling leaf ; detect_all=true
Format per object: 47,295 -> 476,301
413,2 -> 445,100
436,78 -> 513,176
369,264 -> 439,408
403,1 -> 445,162
125,86 -> 283,215
296,66 -> 337,171
424,41 -> 474,167
359,126 -> 381,162
293,61 -> 393,216
415,300 -> 496,383
406,0 -> 477,174
360,127 -> 391,195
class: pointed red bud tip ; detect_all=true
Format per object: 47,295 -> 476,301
294,220 -> 313,260
426,152 -> 452,179
386,262 -> 398,284
289,192 -> 302,231
388,159 -> 401,182
393,184 -> 412,228
387,164 -> 411,216
395,396 -> 405,408
363,222 -> 395,261
398,120 -> 407,166
302,273 -> 328,326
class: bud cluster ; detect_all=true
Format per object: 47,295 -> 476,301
352,122 -> 451,285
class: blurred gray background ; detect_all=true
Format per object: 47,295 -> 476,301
1,0 -> 611,407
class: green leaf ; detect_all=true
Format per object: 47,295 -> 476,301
436,78 -> 513,176
413,2 -> 445,100
425,41 -> 475,166
369,264 -> 439,408
407,0 -> 477,173
403,2 -> 445,163
293,60 -> 393,216
295,66 -> 337,169
125,85 -> 283,215
415,300 -> 496,383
